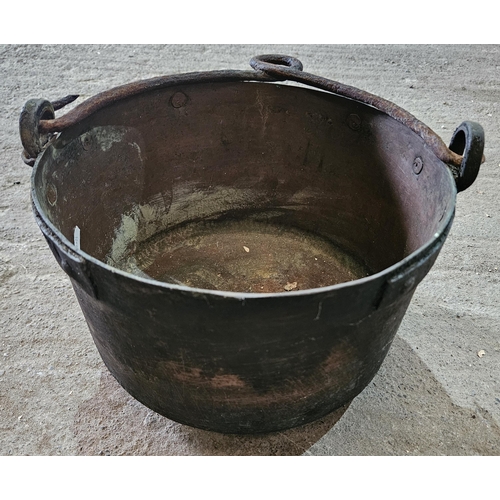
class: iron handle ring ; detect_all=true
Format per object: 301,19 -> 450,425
19,95 -> 79,166
448,121 -> 485,193
19,98 -> 55,166
249,54 -> 304,74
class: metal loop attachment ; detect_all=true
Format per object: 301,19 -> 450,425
19,99 -> 55,166
250,54 -> 304,76
19,95 -> 79,166
448,121 -> 485,193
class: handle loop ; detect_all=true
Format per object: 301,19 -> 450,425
19,99 -> 55,166
448,121 -> 485,193
250,54 -> 304,74
19,95 -> 79,166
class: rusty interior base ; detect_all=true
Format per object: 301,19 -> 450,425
117,218 -> 372,293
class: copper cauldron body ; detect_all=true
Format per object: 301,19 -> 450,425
20,55 -> 484,433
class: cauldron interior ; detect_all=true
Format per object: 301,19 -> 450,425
35,81 -> 453,292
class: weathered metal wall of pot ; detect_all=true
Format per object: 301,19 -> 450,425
34,124 -> 147,260
68,258 -> 418,433
367,113 -> 456,255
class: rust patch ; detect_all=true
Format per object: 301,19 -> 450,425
160,362 -> 246,388
211,374 -> 247,388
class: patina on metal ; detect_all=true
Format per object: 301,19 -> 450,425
20,55 -> 485,433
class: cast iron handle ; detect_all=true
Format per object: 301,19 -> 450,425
19,54 -> 485,192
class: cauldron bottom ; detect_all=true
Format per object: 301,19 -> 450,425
109,219 -> 372,293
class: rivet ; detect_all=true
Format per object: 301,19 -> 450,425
81,134 -> 92,151
347,114 -> 361,131
401,276 -> 416,295
60,258 -> 71,275
413,156 -> 423,175
171,91 -> 188,108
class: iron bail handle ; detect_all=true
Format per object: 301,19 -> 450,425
448,121 -> 485,193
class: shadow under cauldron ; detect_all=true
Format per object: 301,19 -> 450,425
73,370 -> 350,456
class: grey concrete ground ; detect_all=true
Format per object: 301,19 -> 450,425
1,45 -> 499,455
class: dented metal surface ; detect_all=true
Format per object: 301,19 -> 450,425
22,55 -> 484,433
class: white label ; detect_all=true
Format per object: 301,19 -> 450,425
74,226 -> 81,250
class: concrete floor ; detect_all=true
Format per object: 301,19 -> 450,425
1,44 -> 499,455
